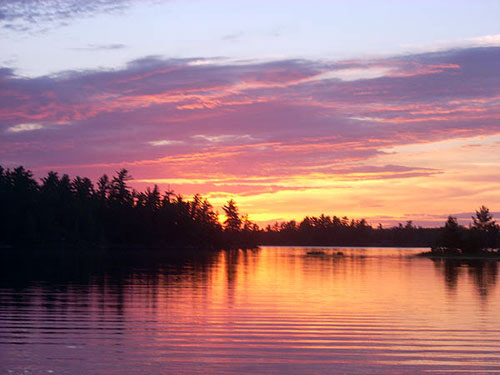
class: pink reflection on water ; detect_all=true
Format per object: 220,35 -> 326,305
0,247 -> 499,374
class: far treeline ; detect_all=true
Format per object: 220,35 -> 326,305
0,166 -> 498,252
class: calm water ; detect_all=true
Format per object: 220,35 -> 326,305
1,247 -> 500,375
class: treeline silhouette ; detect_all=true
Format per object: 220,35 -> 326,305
430,206 -> 500,255
0,166 -> 256,249
1,165 -> 498,251
259,209 -> 500,251
257,217 -> 439,247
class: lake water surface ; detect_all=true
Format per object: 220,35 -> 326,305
1,247 -> 500,374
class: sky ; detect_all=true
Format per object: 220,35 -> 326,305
1,0 -> 500,227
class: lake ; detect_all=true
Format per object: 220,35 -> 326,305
1,246 -> 500,374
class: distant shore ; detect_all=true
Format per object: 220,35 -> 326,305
417,249 -> 500,260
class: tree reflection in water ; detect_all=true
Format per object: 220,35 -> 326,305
432,258 -> 498,299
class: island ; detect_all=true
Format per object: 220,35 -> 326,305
418,206 -> 500,259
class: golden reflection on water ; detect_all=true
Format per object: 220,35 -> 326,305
1,247 -> 500,374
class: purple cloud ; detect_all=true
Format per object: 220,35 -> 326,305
0,46 -> 499,185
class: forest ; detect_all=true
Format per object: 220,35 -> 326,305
0,165 -> 498,252
0,166 -> 254,249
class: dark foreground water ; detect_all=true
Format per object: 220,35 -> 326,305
1,247 -> 500,375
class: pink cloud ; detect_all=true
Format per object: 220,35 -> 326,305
1,47 -> 499,225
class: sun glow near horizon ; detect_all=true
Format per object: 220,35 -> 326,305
130,132 -> 500,228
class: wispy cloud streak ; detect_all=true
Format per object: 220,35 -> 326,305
0,0 -> 132,30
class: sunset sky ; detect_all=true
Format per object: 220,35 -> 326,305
1,0 -> 500,227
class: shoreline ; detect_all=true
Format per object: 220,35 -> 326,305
417,250 -> 500,260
